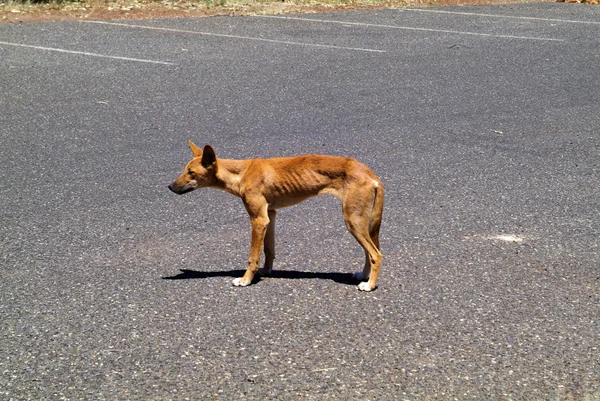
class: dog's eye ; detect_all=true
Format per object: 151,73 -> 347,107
187,170 -> 194,176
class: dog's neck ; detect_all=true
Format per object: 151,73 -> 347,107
213,158 -> 251,197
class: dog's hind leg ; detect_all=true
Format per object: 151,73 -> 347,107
355,249 -> 372,283
259,209 -> 276,277
369,190 -> 382,251
355,220 -> 382,283
348,224 -> 382,292
342,186 -> 382,292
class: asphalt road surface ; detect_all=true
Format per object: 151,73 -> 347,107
1,3 -> 599,399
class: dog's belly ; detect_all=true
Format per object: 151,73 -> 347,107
268,188 -> 341,209
268,194 -> 314,209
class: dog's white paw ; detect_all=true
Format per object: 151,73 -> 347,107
232,277 -> 250,287
358,282 -> 374,292
353,272 -> 367,281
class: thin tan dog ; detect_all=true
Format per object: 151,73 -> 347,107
168,141 -> 384,291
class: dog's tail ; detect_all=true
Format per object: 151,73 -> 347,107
369,179 -> 384,249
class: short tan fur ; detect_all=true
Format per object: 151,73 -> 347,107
168,141 -> 384,291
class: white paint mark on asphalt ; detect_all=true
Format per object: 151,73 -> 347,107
84,20 -> 386,53
490,234 -> 524,243
313,367 -> 337,372
262,15 -> 565,42
463,234 -> 527,243
404,8 -> 600,25
0,41 -> 176,65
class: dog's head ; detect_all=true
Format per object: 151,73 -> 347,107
168,141 -> 217,195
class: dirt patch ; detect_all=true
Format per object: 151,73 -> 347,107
4,0 -> 592,24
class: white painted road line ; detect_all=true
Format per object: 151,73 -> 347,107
404,8 -> 600,25
84,20 -> 387,53
262,15 -> 565,42
0,41 -> 176,65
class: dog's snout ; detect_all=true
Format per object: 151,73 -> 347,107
168,182 -> 194,195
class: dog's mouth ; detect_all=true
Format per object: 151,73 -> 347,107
168,184 -> 195,195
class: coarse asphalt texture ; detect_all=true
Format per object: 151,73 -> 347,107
1,3 -> 600,399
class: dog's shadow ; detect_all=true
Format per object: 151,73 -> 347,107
162,269 -> 358,286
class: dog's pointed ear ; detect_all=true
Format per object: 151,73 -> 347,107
189,140 -> 203,158
201,144 -> 217,167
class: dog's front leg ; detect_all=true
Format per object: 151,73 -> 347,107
233,201 -> 270,287
259,209 -> 276,277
